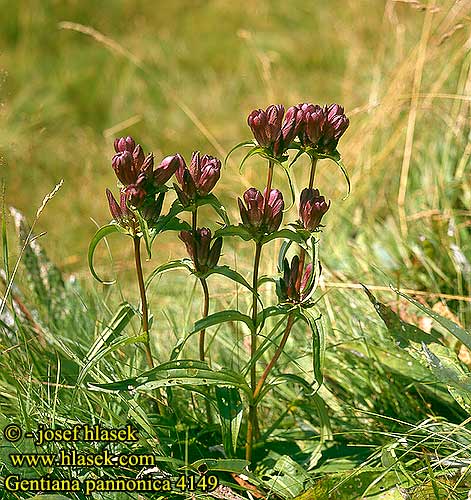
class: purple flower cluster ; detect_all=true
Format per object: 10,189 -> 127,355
247,102 -> 349,156
106,136 -> 222,227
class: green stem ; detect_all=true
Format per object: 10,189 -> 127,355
253,313 -> 295,403
199,276 -> 213,423
246,240 -> 263,462
199,278 -> 210,362
265,159 -> 274,197
133,236 -> 154,370
308,157 -> 318,189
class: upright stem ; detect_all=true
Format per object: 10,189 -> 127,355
133,236 -> 154,370
246,240 -> 263,462
253,313 -> 295,402
308,157 -> 318,189
199,276 -> 213,423
265,159 -> 274,198
199,278 -> 210,362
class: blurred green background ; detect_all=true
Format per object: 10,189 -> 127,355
1,0 -> 470,314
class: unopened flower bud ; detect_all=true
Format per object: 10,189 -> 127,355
299,103 -> 349,152
124,179 -> 147,208
106,188 -> 134,228
153,154 -> 181,186
190,152 -> 221,196
112,150 -> 138,185
277,257 -> 315,303
106,188 -> 123,224
175,152 -> 221,204
238,187 -> 284,235
179,227 -> 222,272
114,136 -> 135,153
132,144 -> 145,169
299,188 -> 330,231
248,104 -> 284,149
279,105 -> 304,151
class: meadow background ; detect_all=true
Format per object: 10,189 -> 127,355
1,0 -> 471,499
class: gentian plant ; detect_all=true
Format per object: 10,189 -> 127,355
88,101 -> 349,466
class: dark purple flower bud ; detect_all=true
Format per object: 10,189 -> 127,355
300,263 -> 314,300
106,188 -> 135,229
140,153 -> 154,177
286,255 -> 300,300
301,105 -> 324,147
247,104 -> 284,148
208,236 -> 223,268
152,154 -> 181,186
264,188 -> 284,232
179,230 -> 196,262
277,257 -> 315,303
112,151 -> 139,185
280,105 -> 304,148
197,227 -> 212,265
114,136 -> 135,153
299,188 -> 330,231
179,227 -> 222,272
299,103 -> 349,152
174,154 -> 188,185
238,187 -> 284,234
106,188 -> 123,224
124,179 -> 147,208
190,152 -> 222,196
238,188 -> 264,229
132,144 -> 145,169
175,152 -> 221,204
111,137 -> 157,188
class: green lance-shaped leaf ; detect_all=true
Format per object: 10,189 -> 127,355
300,236 -> 321,305
148,199 -> 186,244
194,193 -> 230,226
316,149 -> 351,200
362,285 -> 442,348
215,386 -> 243,457
278,239 -> 293,272
168,310 -> 255,362
421,343 -> 471,413
89,359 -> 251,396
191,310 -> 254,334
206,265 -> 254,294
299,310 -> 325,392
224,139 -> 257,166
256,304 -> 293,329
259,454 -> 313,499
88,223 -> 126,284
261,228 -> 307,246
76,302 -> 136,387
215,224 -> 252,241
145,259 -> 194,289
393,287 -> 471,351
238,145 -> 265,174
